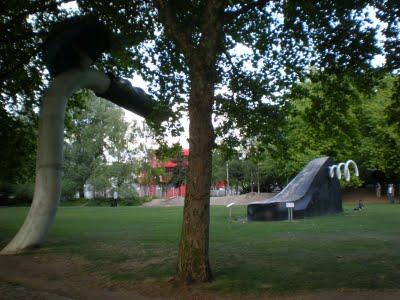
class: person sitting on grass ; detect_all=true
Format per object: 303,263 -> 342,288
354,199 -> 364,211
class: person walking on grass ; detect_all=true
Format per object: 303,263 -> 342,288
387,183 -> 394,204
376,182 -> 381,198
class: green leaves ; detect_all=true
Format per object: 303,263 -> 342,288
3,1 -> 397,150
0,106 -> 36,185
63,92 -> 143,198
2,1 -> 400,191
262,74 -> 400,183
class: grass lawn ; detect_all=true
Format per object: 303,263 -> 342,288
1,203 -> 400,295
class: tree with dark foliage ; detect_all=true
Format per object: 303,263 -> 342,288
2,0 -> 399,283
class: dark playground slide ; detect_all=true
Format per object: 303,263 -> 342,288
247,157 -> 342,221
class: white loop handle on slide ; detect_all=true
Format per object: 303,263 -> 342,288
328,165 -> 337,178
328,160 -> 359,182
336,163 -> 346,180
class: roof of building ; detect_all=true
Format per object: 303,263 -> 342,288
164,161 -> 177,168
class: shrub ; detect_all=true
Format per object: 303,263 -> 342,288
60,195 -> 152,207
0,182 -> 34,206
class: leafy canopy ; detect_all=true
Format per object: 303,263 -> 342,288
3,1 -> 397,141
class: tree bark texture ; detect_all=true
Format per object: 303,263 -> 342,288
177,67 -> 215,283
175,0 -> 225,284
1,69 -> 109,255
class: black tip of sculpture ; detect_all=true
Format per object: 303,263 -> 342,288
42,15 -> 111,77
96,73 -> 154,118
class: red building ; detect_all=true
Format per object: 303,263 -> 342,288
138,149 -> 189,198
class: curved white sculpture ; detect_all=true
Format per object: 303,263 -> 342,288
1,69 -> 110,255
1,16 -> 156,255
328,160 -> 359,182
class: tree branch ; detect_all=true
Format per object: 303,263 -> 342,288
153,0 -> 194,57
197,1 -> 225,68
223,0 -> 269,22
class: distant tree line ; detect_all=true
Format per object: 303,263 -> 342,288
212,75 -> 400,189
0,91 -> 155,205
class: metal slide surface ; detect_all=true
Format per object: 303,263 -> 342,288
251,157 -> 330,205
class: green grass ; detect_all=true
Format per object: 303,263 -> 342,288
1,204 -> 400,295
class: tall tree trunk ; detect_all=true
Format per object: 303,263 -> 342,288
79,187 -> 84,199
177,66 -> 214,283
250,171 -> 254,193
157,0 -> 224,284
257,164 -> 260,194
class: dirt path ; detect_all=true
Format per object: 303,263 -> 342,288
0,281 -> 73,300
1,254 -> 400,299
0,255 -> 154,300
342,187 -> 389,204
144,188 -> 386,207
143,192 -> 275,207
